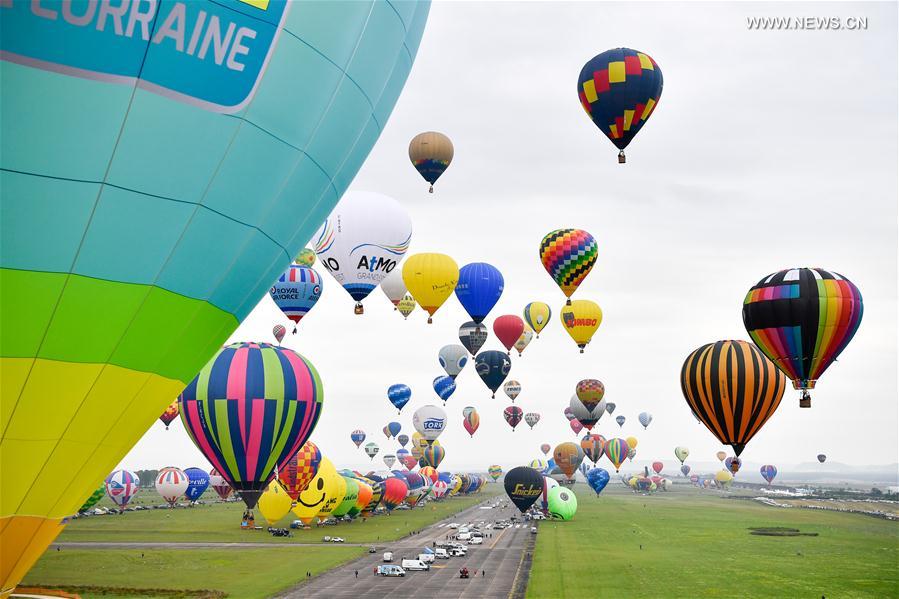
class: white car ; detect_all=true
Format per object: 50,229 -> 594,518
435,548 -> 450,559
330,537 -> 344,543
456,532 -> 471,541
383,552 -> 394,562
459,527 -> 469,533
469,537 -> 483,545
447,523 -> 459,529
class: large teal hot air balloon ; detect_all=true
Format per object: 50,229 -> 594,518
179,342 -> 324,509
577,48 -> 664,162
0,2 -> 430,589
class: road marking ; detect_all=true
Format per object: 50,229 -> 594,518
488,526 -> 509,549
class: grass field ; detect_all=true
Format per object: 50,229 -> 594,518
528,484 -> 899,599
21,488 -> 500,598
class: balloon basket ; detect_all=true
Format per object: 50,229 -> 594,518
354,303 -> 364,315
618,151 -> 626,164
799,390 -> 811,408
429,185 -> 434,193
427,317 -> 433,324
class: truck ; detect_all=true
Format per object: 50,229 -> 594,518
376,565 -> 405,577
401,559 -> 430,571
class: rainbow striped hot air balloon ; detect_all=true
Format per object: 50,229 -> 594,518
488,465 -> 503,481
539,229 -> 598,303
179,342 -> 323,510
422,444 -> 446,469
742,268 -> 863,408
604,438 -> 629,472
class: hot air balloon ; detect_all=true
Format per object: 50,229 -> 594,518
494,315 -> 525,354
422,444 -> 445,469
514,326 -> 535,356
402,253 -> 459,323
331,476 -> 360,518
504,380 -> 522,402
504,467 -> 543,513
269,264 -> 323,330
564,407 -> 576,421
295,249 -> 316,268
156,467 -> 188,507
530,459 -> 548,471
569,419 -> 585,436
431,480 -> 449,499
258,480 -> 293,526
504,406 -> 524,431
569,395 -> 605,431
652,462 -> 664,475
397,434 -> 410,449
459,322 -> 489,357
760,465 -> 778,484
560,300 -> 603,352
381,477 -> 409,511
540,444 -> 552,456
0,0 -> 430,586
463,409 -> 480,437
412,405 -> 447,443
432,375 -> 456,404
715,470 -> 734,489
615,415 -> 626,427
313,191 -> 412,315
605,403 -> 616,415
179,342 -> 323,510
581,434 -> 606,464
364,443 -> 380,461
79,484 -> 105,513
387,383 -> 412,413
540,476 -> 559,513
675,447 -> 690,464
397,294 -> 417,319
627,448 -> 637,462
105,470 -> 140,512
386,422 -> 401,439
291,457 -> 337,525
638,412 -> 652,429
523,302 -> 552,337
547,487 -> 578,521
716,451 -> 727,463
455,262 -> 504,323
438,345 -> 469,379
184,467 -> 211,502
626,437 -> 638,450
743,268 -> 863,408
554,442 -> 585,479
817,454 -> 827,464
488,466 -> 503,482
525,412 -> 541,430
577,48 -> 664,163
409,131 -> 454,192
681,340 -> 786,456
575,379 -> 606,411
586,468 -> 610,496
381,270 -> 408,309
475,350 -> 511,397
680,465 -> 691,477
604,439 -> 629,472
209,468 -> 233,502
725,457 -> 742,475
272,324 -> 287,344
539,229 -> 598,303
350,430 -> 366,449
383,454 -> 397,469
279,442 -> 321,504
314,460 -> 347,521
158,401 -> 180,430
400,454 -> 419,471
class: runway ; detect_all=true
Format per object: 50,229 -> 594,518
277,499 -> 536,599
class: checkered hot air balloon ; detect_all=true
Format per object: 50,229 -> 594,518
279,442 -> 321,502
577,48 -> 664,163
178,342 -> 323,510
539,229 -> 598,303
158,401 -> 179,429
742,268 -> 863,408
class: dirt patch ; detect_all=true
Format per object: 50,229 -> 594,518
748,527 -> 819,537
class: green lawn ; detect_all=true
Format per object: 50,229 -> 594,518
22,546 -> 363,598
61,487 -> 499,544
528,484 -> 899,598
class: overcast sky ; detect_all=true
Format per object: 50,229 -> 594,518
120,2 -> 897,479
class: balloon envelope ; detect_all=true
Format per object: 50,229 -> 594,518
184,467 -> 211,502
504,406 -> 524,431
156,467 -> 188,506
547,486 -> 578,520
560,300 -> 603,352
402,253 -> 459,322
387,384 -> 412,413
438,345 -> 469,379
586,468 -> 610,495
269,265 -> 323,327
258,480 -> 293,526
504,467 -> 544,513
455,262 -> 504,324
105,470 -> 140,510
279,442 -> 321,502
539,229 -> 598,299
475,351 -> 511,397
412,405 -> 447,442
409,131 -> 454,191
493,315 -> 525,353
523,302 -> 552,336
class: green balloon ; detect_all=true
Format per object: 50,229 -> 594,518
547,486 -> 578,521
331,476 -> 360,518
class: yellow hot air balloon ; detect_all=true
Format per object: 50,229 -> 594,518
397,294 -> 417,320
523,302 -> 552,337
715,470 -> 733,489
626,437 -> 639,450
451,475 -> 463,495
292,457 -> 338,526
316,464 -> 346,521
402,253 -> 459,323
628,476 -> 638,488
258,480 -> 292,526
559,300 -> 602,352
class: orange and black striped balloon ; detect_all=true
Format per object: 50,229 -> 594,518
680,340 -> 786,456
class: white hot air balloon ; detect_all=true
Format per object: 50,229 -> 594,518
155,467 -> 189,507
381,269 -> 408,308
313,191 -> 412,314
412,405 -> 447,443
439,344 -> 469,379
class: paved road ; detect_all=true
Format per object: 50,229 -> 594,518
277,499 -> 535,599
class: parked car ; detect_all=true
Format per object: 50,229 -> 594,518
377,565 -> 405,577
322,536 -> 331,542
383,552 -> 394,562
418,553 -> 435,564
434,548 -> 450,559
447,522 -> 459,529
290,520 -> 303,529
330,537 -> 345,543
401,559 -> 430,571
456,532 -> 471,541
369,546 -> 377,554
469,537 -> 483,545
531,527 -> 538,534
269,528 -> 291,537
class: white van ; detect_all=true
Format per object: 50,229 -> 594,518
383,552 -> 394,562
434,548 -> 450,559
377,565 -> 405,577
418,553 -> 435,564
401,559 -> 430,571
456,532 -> 471,541
469,536 -> 483,545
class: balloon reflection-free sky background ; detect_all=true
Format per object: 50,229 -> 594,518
122,2 -> 896,475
